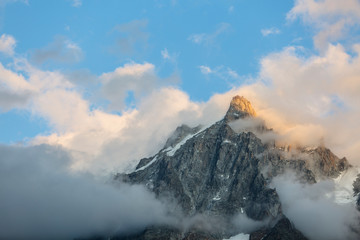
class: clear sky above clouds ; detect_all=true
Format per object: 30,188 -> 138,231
1,0 -> 360,174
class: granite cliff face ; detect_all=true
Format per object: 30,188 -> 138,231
113,96 -> 352,240
121,96 -> 282,223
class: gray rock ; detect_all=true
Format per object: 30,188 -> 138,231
123,121 -> 281,222
250,217 -> 308,240
164,124 -> 202,149
114,95 -> 350,239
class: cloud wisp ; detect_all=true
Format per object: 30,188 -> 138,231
188,22 -> 231,46
111,19 -> 149,57
199,65 -> 242,87
261,27 -> 281,37
31,36 -> 83,65
0,34 -> 16,56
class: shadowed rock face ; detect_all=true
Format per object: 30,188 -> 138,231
126,122 -> 281,220
121,97 -> 282,222
250,217 -> 308,240
113,95 -> 349,240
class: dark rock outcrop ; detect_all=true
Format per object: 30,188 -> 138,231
250,217 -> 308,240
114,226 -> 219,240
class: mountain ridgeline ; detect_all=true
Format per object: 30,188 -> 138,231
111,96 -> 353,240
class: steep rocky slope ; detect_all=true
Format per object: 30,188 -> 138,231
112,96 -> 351,240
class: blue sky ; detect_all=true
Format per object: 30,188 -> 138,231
0,0 -> 315,143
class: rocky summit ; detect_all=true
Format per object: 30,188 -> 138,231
111,96 -> 353,240
224,95 -> 256,122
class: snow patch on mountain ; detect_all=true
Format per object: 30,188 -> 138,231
332,167 -> 360,205
135,156 -> 158,172
223,233 -> 249,240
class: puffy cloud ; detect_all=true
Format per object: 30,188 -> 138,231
0,62 -> 34,92
34,87 -> 204,174
261,27 -> 281,37
100,62 -> 158,111
288,0 -> 360,21
0,53 -> 204,175
0,34 -> 16,55
31,36 -> 83,65
288,0 -> 360,50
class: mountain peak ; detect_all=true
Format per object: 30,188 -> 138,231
224,95 -> 256,122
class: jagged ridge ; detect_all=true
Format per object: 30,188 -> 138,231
113,96 -> 350,240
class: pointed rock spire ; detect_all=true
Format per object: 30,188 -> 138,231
224,95 -> 256,122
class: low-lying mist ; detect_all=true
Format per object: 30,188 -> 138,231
0,144 -> 177,240
271,172 -> 360,240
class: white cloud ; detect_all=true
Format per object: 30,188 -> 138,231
0,34 -> 16,55
0,61 -> 35,111
0,62 -> 33,92
287,0 -> 360,51
0,49 -> 206,175
188,22 -> 230,46
31,36 -> 83,64
261,27 -> 281,37
161,48 -> 179,64
199,65 -> 212,74
288,0 -> 360,21
271,172 -> 360,240
100,62 -> 158,111
33,87 -> 205,174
